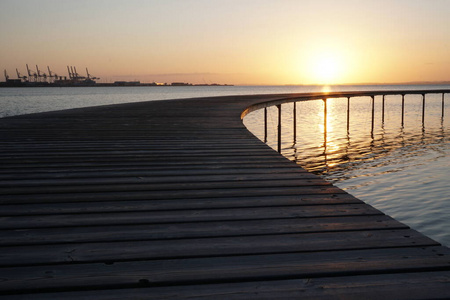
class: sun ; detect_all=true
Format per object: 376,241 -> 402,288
308,51 -> 344,84
293,44 -> 349,85
315,56 -> 338,82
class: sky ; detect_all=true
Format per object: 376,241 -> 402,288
1,0 -> 449,85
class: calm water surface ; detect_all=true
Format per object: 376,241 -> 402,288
1,85 -> 449,246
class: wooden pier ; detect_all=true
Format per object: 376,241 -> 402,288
0,92 -> 449,299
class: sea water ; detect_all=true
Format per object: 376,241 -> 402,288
1,85 -> 449,246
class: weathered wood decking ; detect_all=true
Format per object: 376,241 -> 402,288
0,93 -> 449,299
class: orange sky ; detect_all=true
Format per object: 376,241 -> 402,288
1,0 -> 449,85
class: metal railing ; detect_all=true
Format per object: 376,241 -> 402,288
242,89 -> 449,153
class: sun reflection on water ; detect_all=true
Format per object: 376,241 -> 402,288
321,86 -> 331,93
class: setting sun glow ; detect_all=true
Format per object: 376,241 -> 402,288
309,51 -> 344,85
315,57 -> 339,83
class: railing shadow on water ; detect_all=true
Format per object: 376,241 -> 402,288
243,90 -> 449,181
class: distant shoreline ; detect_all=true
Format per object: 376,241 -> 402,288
0,82 -> 234,88
1,81 -> 449,88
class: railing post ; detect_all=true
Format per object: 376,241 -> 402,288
422,94 -> 426,124
371,95 -> 375,134
264,107 -> 268,143
293,102 -> 297,144
382,95 -> 385,123
277,104 -> 281,153
323,98 -> 328,157
347,97 -> 350,132
442,93 -> 445,119
401,94 -> 405,127
323,98 -> 327,138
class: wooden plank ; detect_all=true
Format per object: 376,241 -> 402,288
0,186 -> 346,204
0,153 -> 283,164
0,229 -> 438,266
0,155 -> 292,169
0,140 -> 269,149
0,172 -> 321,187
0,178 -> 331,195
0,247 -> 448,294
0,145 -> 273,155
0,179 -> 330,195
0,149 -> 280,161
0,215 -> 407,246
0,194 -> 362,215
0,166 -> 309,180
0,141 -> 268,150
139,271 -> 450,300
0,162 -> 300,174
0,204 -> 380,229
0,133 -> 260,141
5,271 -> 448,300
